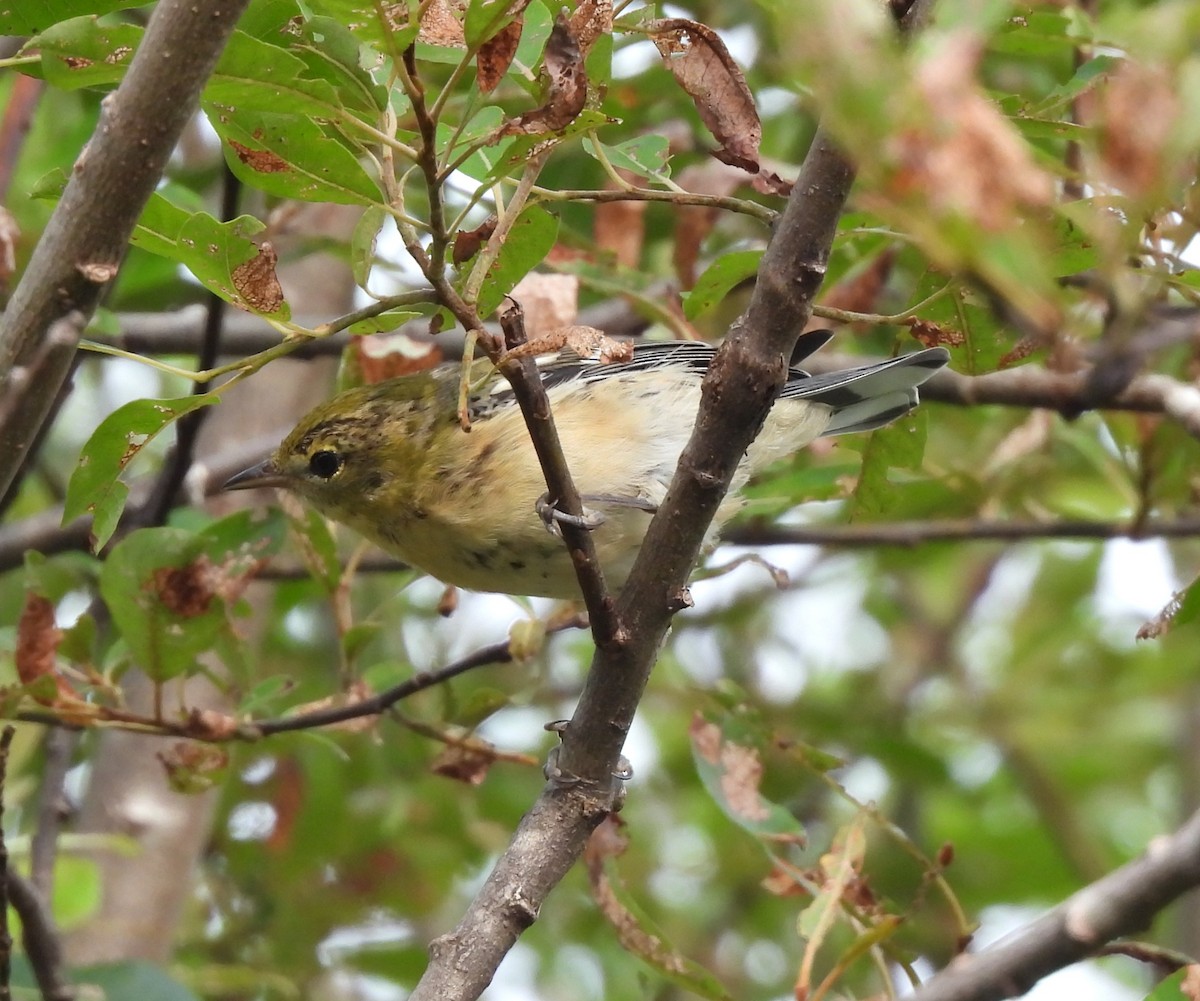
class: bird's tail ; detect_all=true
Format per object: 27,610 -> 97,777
779,347 -> 950,436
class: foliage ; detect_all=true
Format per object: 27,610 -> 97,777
1,0 -> 1200,1000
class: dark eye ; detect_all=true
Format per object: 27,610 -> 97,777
308,450 -> 342,479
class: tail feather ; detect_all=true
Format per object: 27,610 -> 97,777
779,347 -> 949,437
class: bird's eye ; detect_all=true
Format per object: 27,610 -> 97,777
308,450 -> 342,479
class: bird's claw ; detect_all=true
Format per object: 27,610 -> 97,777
542,722 -> 633,809
535,493 -> 606,537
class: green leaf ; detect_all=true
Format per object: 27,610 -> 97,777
31,16 -> 142,90
465,0 -> 518,47
351,204 -> 387,289
473,204 -> 559,316
683,250 -> 763,320
71,961 -> 202,1001
208,30 -> 347,117
64,395 -> 218,550
0,2 -> 140,34
207,108 -> 383,205
297,16 -> 389,114
1171,576 -> 1200,629
346,309 -> 422,335
850,409 -> 928,519
99,512 -> 286,682
307,0 -> 420,51
51,854 -> 101,928
1140,968 -> 1190,1001
583,134 -> 671,183
129,197 -> 291,318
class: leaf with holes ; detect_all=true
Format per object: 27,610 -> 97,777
690,711 -> 805,843
30,15 -> 141,89
64,396 -> 218,551
208,109 -> 382,205
99,511 -> 285,682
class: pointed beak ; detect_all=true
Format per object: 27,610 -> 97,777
223,458 -> 289,491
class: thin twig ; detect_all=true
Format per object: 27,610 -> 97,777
496,307 -> 622,646
9,616 -> 588,742
30,730 -> 76,901
7,874 -> 73,1001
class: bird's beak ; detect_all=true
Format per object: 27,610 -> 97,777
223,458 -> 289,491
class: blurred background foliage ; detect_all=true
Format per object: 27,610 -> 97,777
1,0 -> 1200,999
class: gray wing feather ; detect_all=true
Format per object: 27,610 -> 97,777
475,339 -> 949,436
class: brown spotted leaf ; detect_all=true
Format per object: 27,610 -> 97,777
689,712 -> 805,843
232,241 -> 285,314
419,0 -> 466,46
476,15 -> 523,93
15,592 -> 77,704
158,742 -> 230,794
569,0 -> 611,55
499,15 -> 587,135
453,215 -> 499,265
584,816 -> 735,999
648,19 -> 761,172
430,742 -> 497,785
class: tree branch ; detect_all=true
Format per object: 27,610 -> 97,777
0,0 -> 252,500
909,807 -> 1200,1001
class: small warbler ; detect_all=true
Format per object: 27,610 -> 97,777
226,332 -> 949,598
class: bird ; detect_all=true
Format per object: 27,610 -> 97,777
225,331 -> 950,598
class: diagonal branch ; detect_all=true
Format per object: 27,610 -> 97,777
0,0 -> 252,501
909,807 -> 1200,1001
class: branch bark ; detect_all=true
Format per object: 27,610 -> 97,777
0,0 -> 251,500
910,807 -> 1200,1001
410,63 -> 868,1001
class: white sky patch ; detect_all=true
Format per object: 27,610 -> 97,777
1095,538 -> 1177,619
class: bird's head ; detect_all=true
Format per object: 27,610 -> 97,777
224,381 -> 434,522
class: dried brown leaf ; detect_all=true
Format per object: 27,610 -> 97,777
648,18 -> 761,172
884,32 -> 1052,231
1098,60 -> 1179,198
158,741 -> 229,794
499,15 -> 587,135
419,0 -> 466,47
453,215 -> 498,265
718,740 -> 770,823
476,15 -> 523,93
907,317 -> 965,349
228,139 -> 289,174
153,560 -> 217,618
689,714 -> 721,764
585,817 -> 688,975
15,593 -> 74,702
569,0 -> 611,55
502,323 -> 631,364
430,743 -> 496,785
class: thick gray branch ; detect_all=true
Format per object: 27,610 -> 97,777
0,0 -> 250,499
910,808 -> 1200,1001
